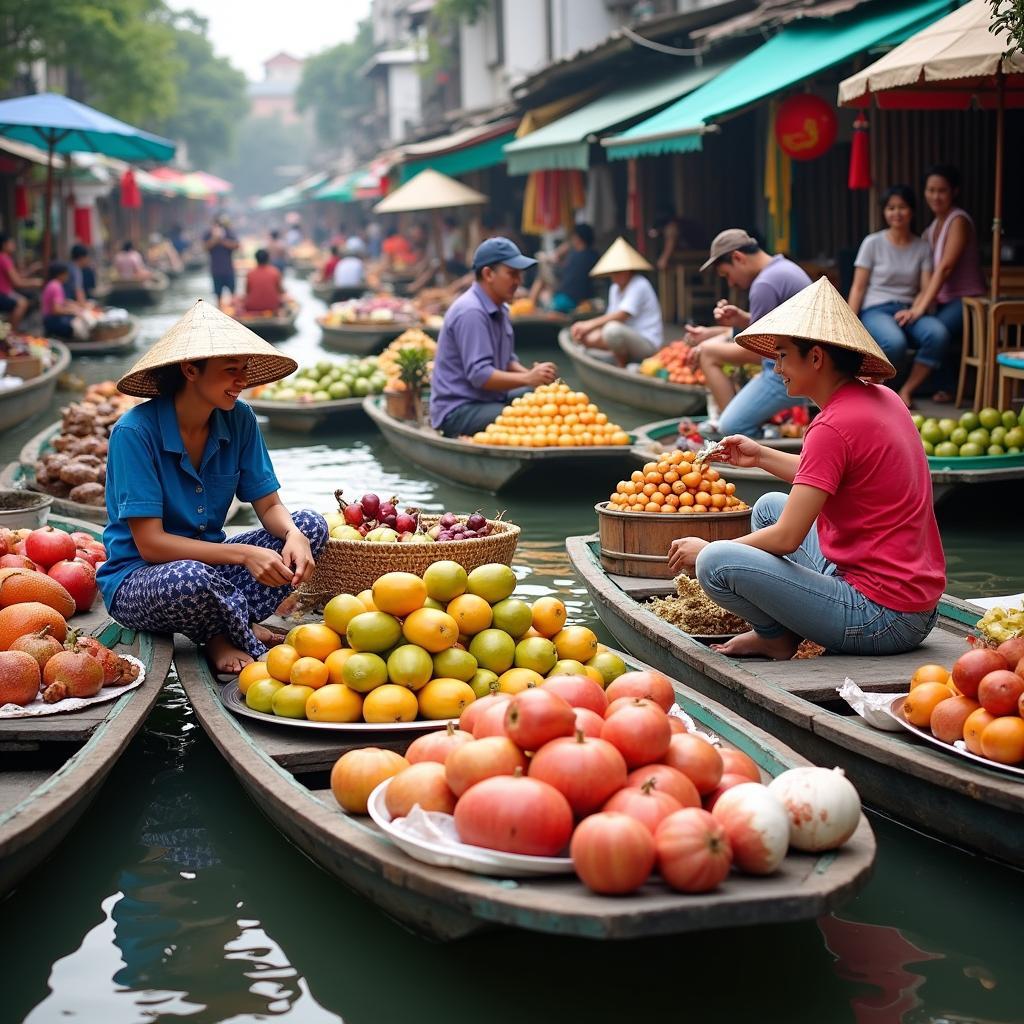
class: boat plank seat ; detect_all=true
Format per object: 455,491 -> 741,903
0,770 -> 53,808
0,707 -> 115,749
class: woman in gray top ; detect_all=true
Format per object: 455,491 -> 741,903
848,185 -> 951,408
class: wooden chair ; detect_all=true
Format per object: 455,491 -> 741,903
985,301 -> 1024,407
956,296 -> 990,410
995,350 -> 1024,411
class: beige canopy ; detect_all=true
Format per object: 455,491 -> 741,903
373,168 -> 487,214
838,0 -> 1024,298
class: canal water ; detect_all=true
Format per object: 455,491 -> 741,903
2,272 -> 1022,1024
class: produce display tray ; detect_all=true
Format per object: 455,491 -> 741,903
219,682 -> 449,734
926,452 -> 1024,470
366,778 -> 575,877
886,695 -> 1024,779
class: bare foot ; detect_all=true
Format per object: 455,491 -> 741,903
252,623 -> 286,646
710,629 -> 800,660
206,634 -> 253,675
898,390 -> 915,409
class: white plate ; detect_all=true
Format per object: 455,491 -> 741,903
366,779 -> 575,877
0,655 -> 146,718
886,695 -> 1024,779
219,682 -> 451,734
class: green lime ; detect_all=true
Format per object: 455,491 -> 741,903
920,422 -> 944,446
937,418 -> 957,438
949,427 -> 969,447
966,428 -> 990,447
958,442 -> 983,458
987,444 -> 1005,456
959,411 -> 980,431
933,441 -> 959,458
977,407 -> 1002,430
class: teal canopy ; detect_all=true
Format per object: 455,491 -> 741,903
504,63 -> 725,175
398,131 -> 515,183
604,0 -> 952,159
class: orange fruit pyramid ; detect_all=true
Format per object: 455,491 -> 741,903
471,382 -> 631,448
608,449 -> 750,515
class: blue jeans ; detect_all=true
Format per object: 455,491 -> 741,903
860,302 -> 950,369
716,360 -> 808,438
695,492 -> 938,654
212,272 -> 236,298
439,387 -> 530,438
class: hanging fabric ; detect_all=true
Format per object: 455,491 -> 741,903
764,101 -> 793,253
120,168 -> 142,209
74,206 -> 93,245
848,114 -> 872,190
14,183 -> 29,219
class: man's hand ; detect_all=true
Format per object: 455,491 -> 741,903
683,324 -> 720,344
570,319 -> 593,342
667,537 -> 708,575
713,300 -> 745,329
281,530 -> 315,587
239,544 -> 293,586
525,361 -> 558,387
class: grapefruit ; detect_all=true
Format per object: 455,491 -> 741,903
497,667 -> 544,693
490,599 -> 533,639
346,611 -> 403,652
929,695 -> 980,744
292,623 -> 342,661
323,593 -> 367,635
530,596 -> 567,637
465,563 -> 516,604
402,608 -> 460,653
342,652 -> 389,693
324,648 -> 356,684
432,647 -> 478,682
372,572 -> 427,617
422,561 -> 468,603
0,602 -> 68,650
446,594 -> 492,635
514,636 -> 557,675
363,684 -> 418,723
307,683 -> 363,723
272,683 -> 314,719
265,644 -> 300,682
386,644 -> 434,690
469,668 -> 499,698
553,625 -> 599,663
246,677 -> 284,713
417,678 -> 476,719
586,651 -> 627,687
468,629 -> 516,673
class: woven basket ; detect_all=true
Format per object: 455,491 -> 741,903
298,514 -> 520,608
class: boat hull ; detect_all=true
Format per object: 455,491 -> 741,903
0,341 -> 71,433
558,332 -> 706,416
566,534 -> 1024,868
319,322 -> 408,355
61,318 -> 141,357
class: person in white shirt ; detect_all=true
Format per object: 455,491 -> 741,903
569,237 -> 663,366
333,248 -> 365,289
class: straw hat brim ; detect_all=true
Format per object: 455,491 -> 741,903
117,298 -> 298,397
590,236 -> 654,276
735,277 -> 897,380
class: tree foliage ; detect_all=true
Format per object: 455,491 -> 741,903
209,115 -> 313,199
155,9 -> 248,168
0,0 -> 180,125
990,0 -> 1024,56
296,19 -> 376,147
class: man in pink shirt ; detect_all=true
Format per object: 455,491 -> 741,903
0,232 -> 41,332
667,278 -> 945,660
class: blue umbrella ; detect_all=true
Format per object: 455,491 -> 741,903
0,93 -> 176,263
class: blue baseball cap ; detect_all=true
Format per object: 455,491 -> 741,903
472,236 -> 537,271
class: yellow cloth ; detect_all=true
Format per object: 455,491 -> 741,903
765,102 -> 792,254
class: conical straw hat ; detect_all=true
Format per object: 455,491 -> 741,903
118,299 -> 298,397
590,236 -> 653,276
735,277 -> 897,380
373,168 -> 487,213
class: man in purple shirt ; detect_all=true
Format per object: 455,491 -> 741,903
430,238 -> 557,437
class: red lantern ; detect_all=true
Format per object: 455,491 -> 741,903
775,94 -> 837,161
120,169 -> 142,209
74,207 -> 93,245
848,115 -> 872,190
14,184 -> 29,219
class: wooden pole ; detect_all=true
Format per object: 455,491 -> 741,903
42,138 -> 55,268
991,71 -> 1004,301
432,208 -> 448,285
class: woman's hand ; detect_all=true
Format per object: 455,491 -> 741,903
239,544 -> 294,586
570,319 -> 594,341
710,434 -> 762,469
894,305 -> 922,327
667,537 -> 708,576
281,530 -> 316,587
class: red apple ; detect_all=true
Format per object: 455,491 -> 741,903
69,531 -> 98,548
25,526 -> 77,569
48,559 -> 98,614
952,648 -> 1008,698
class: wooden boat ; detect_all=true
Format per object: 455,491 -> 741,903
632,417 -> 1024,506
0,340 -> 71,434
565,533 -> 1024,868
93,270 -> 170,307
319,319 -> 414,356
632,417 -> 801,504
558,333 -> 706,416
2,419 -> 246,526
175,635 -> 874,941
363,395 -> 636,493
60,317 -> 141,357
0,515 -> 173,896
244,392 -> 366,433
230,300 -> 299,340
313,282 -> 369,305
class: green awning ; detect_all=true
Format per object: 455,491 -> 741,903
314,172 -> 359,202
255,185 -> 301,211
605,0 -> 952,159
503,63 -> 726,175
398,131 -> 516,183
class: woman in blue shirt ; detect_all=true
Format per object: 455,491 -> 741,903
97,300 -> 327,674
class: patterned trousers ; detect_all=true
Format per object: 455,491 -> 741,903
109,510 -> 328,658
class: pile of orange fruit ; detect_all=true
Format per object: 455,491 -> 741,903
470,383 -> 631,448
607,450 -> 749,515
639,341 -> 706,386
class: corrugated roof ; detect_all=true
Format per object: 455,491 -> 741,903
690,0 -> 876,44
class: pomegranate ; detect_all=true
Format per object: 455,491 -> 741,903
24,526 -> 76,569
703,773 -> 755,811
662,733 -> 724,795
0,650 -> 42,705
655,808 -> 733,893
541,674 -> 608,715
69,531 -> 97,548
8,625 -> 64,672
74,546 -> 106,568
710,783 -> 790,874
0,554 -> 37,570
952,648 -> 1007,698
75,635 -> 126,686
454,771 -> 573,857
48,559 -> 98,614
572,706 -> 605,738
445,736 -> 527,797
603,779 -> 682,835
404,721 -> 474,765
41,639 -> 104,702
625,764 -> 700,809
471,699 -> 512,738
459,691 -> 510,734
528,729 -> 627,817
343,503 -> 365,526
384,762 -> 456,817
719,748 -> 761,783
330,747 -> 408,814
604,670 -> 675,712
504,687 -> 576,751
571,812 -> 656,894
600,698 -> 671,768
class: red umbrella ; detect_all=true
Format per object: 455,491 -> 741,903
120,168 -> 142,209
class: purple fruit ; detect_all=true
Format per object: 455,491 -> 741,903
466,512 -> 486,531
439,512 -> 457,528
360,493 -> 381,518
379,501 -> 396,519
438,531 -> 453,542
382,514 -> 397,528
